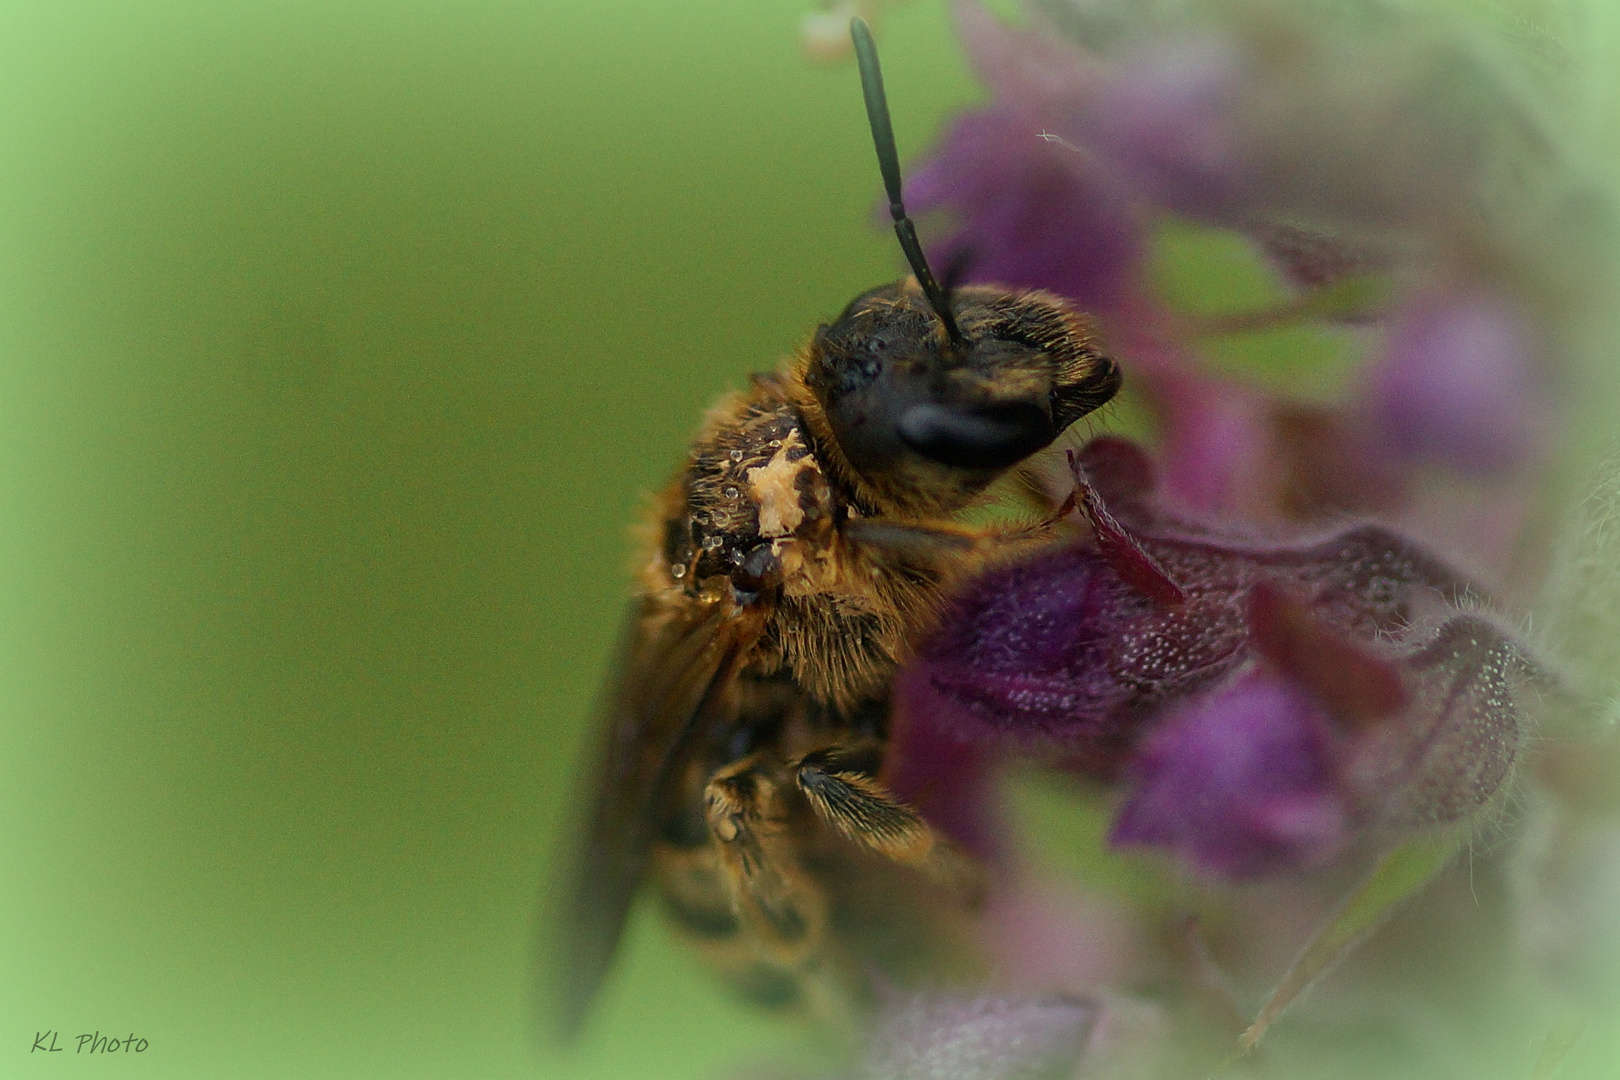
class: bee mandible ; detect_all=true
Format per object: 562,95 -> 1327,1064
555,18 -> 1121,1035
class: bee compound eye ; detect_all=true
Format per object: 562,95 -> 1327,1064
896,400 -> 1056,471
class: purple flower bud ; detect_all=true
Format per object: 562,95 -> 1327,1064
859,992 -> 1093,1080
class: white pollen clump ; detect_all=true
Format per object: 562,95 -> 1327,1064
748,433 -> 811,539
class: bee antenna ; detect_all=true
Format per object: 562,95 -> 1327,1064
850,17 -> 963,345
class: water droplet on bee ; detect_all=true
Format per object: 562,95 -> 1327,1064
729,449 -> 745,462
671,564 -> 686,578
710,512 -> 729,527
703,535 -> 724,550
723,486 -> 740,500
768,439 -> 783,449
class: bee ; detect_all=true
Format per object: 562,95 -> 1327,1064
554,18 -> 1121,1035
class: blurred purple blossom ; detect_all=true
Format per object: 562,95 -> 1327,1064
906,105 -> 1143,312
1108,667 -> 1353,877
1361,287 -> 1550,474
1075,34 -> 1251,223
858,992 -> 1093,1080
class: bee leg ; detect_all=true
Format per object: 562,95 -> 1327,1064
793,747 -> 935,867
704,754 -> 828,968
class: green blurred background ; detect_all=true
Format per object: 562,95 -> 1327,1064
0,2 -> 979,1076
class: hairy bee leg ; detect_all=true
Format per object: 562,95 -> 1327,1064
704,754 -> 828,967
794,745 -> 988,910
840,519 -> 983,580
793,747 -> 935,866
1009,461 -> 1065,513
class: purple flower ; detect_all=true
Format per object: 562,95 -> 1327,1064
726,1 -> 1614,1073
1111,582 -> 1533,878
894,437 -> 1535,875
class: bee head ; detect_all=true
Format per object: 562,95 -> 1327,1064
807,280 -> 1119,505
815,20 -> 1120,511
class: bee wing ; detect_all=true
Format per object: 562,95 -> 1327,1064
553,595 -> 763,1038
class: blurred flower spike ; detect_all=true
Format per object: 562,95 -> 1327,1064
755,0 -> 1620,1074
867,0 -> 1618,1072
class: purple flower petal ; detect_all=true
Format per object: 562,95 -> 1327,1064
1110,669 -> 1351,877
895,541 -> 1152,772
